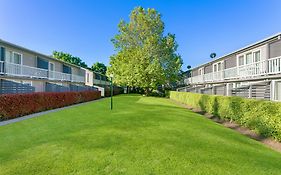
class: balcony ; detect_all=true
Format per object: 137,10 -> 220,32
187,56 -> 281,84
2,62 -> 85,83
71,74 -> 85,83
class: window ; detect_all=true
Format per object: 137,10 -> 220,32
13,53 -> 21,64
6,51 -> 13,63
253,51 -> 260,62
239,55 -> 244,66
49,63 -> 54,71
217,62 -> 221,71
214,64 -> 217,72
6,51 -> 22,64
246,53 -> 252,64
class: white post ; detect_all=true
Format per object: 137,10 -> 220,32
249,85 -> 252,98
226,83 -> 230,96
271,80 -> 275,101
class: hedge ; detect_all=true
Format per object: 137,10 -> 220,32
0,91 -> 101,120
170,91 -> 281,141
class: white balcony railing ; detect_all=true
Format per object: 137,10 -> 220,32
186,57 -> 281,84
238,60 -> 267,78
71,74 -> 85,83
224,67 -> 237,79
268,56 -> 281,74
213,71 -> 223,81
5,62 -> 48,78
3,62 -> 85,82
49,71 -> 71,81
204,72 -> 213,82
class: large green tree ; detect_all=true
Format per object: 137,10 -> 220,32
52,51 -> 88,68
91,62 -> 107,75
107,7 -> 182,93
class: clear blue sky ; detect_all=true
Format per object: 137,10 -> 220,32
0,0 -> 281,70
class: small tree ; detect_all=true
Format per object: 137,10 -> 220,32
52,51 -> 88,68
91,62 -> 107,75
107,7 -> 183,94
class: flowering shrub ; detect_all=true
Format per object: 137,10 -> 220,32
170,91 -> 281,141
0,91 -> 101,120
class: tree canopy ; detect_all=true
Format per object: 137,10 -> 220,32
52,51 -> 88,68
107,7 -> 183,92
91,62 -> 107,75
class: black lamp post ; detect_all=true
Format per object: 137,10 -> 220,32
110,74 -> 113,110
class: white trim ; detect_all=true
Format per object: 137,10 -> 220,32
190,32 -> 281,71
49,62 -> 55,71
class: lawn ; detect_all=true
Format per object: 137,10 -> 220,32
0,95 -> 281,175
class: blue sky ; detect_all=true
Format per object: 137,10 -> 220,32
0,0 -> 281,70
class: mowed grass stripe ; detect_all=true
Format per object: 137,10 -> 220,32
0,95 -> 280,175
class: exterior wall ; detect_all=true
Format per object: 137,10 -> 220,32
224,55 -> 236,69
71,67 -> 79,75
269,39 -> 281,58
22,52 -> 36,67
54,61 -> 63,72
192,68 -> 199,76
204,64 -> 212,74
85,69 -> 93,86
236,44 -> 268,62
32,80 -> 45,92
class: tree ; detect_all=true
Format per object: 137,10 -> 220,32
91,62 -> 107,75
52,51 -> 88,68
107,7 -> 183,94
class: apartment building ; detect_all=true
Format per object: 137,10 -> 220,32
179,33 -> 281,101
0,39 -> 104,94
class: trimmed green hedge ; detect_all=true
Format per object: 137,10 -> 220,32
170,91 -> 281,141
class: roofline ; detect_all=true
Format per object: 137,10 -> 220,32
0,38 -> 85,69
190,32 -> 281,71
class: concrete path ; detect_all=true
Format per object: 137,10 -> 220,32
0,98 -> 104,127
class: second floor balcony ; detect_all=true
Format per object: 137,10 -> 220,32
0,61 -> 85,83
186,56 -> 281,84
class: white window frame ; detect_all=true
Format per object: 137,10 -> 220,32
12,52 -> 23,65
198,67 -> 204,75
252,49 -> 261,63
245,52 -> 253,65
86,72 -> 90,83
49,62 -> 55,71
213,61 -> 224,72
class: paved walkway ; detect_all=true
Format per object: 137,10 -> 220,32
0,98 -> 104,127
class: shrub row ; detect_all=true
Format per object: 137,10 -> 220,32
170,91 -> 281,141
0,91 -> 101,120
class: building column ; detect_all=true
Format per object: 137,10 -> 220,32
271,80 -> 276,101
248,85 -> 252,98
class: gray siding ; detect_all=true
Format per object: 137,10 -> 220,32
224,55 -> 236,69
269,39 -> 281,58
23,52 -> 36,67
192,68 -> 199,76
204,64 -> 212,74
54,61 -> 63,72
32,81 -> 45,92
72,67 -> 85,76
214,84 -> 226,95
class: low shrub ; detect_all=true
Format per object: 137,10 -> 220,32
0,91 -> 101,120
170,91 -> 281,141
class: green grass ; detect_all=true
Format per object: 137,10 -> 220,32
0,95 -> 280,175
